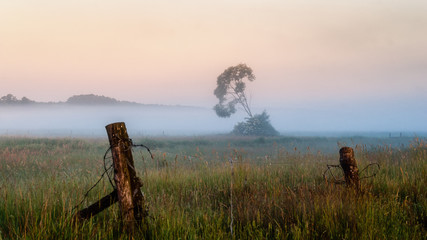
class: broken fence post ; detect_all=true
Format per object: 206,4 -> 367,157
339,147 -> 361,191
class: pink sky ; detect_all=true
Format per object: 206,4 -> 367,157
1,0 -> 427,108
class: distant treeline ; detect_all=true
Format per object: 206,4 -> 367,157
66,94 -> 138,105
0,94 -> 35,104
0,93 -> 138,105
0,94 -> 196,109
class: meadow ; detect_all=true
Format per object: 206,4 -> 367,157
0,135 -> 425,239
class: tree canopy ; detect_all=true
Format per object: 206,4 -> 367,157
213,63 -> 255,118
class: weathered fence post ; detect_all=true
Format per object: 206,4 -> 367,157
339,147 -> 360,191
105,122 -> 147,232
74,122 -> 148,234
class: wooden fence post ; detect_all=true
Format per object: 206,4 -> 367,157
105,122 -> 147,232
339,147 -> 361,191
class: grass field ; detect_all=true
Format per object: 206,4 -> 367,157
0,135 -> 425,239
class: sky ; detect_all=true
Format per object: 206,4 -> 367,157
1,0 -> 427,132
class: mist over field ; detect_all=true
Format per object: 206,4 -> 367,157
1,100 -> 426,137
1,1 -> 427,239
0,105 -> 243,136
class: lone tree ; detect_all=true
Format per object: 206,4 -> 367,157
213,64 -> 279,136
214,63 -> 255,118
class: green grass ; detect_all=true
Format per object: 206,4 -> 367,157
0,136 -> 425,239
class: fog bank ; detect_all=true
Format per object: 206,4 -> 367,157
0,101 -> 426,137
0,105 -> 246,137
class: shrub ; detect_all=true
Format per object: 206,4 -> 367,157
232,111 -> 279,136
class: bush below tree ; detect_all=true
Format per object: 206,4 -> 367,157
232,111 -> 279,136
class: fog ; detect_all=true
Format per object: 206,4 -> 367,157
0,101 -> 426,137
0,105 -> 247,137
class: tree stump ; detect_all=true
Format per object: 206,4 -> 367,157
339,147 -> 361,191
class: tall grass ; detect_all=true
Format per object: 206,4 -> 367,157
0,136 -> 425,239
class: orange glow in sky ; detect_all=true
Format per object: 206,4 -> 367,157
1,0 -> 427,107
